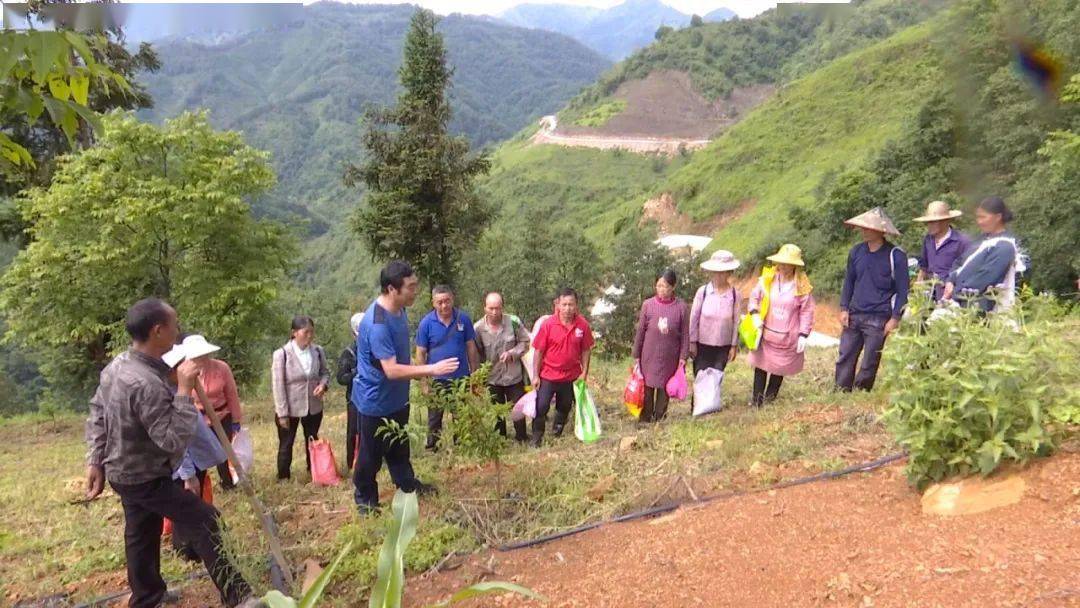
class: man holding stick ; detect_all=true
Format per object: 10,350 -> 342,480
85,298 -> 263,608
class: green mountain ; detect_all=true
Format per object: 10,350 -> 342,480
479,0 -> 1080,297
499,0 -> 703,60
139,2 -> 611,234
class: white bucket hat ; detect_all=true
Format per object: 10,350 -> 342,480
350,312 -> 365,336
163,334 -> 221,368
182,334 -> 220,359
700,249 -> 741,272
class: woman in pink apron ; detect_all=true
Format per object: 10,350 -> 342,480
747,244 -> 815,408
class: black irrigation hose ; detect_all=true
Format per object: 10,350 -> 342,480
498,451 -> 907,552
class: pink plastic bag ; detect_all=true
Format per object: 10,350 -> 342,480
511,390 -> 537,421
665,361 -> 689,400
308,438 -> 341,487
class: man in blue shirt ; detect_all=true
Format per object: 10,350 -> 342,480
351,261 -> 459,514
912,200 -> 971,302
415,285 -> 480,451
835,207 -> 910,392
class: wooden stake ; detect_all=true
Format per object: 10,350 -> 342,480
194,382 -> 295,590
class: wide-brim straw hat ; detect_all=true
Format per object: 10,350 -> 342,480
766,243 -> 805,267
913,200 -> 962,222
700,249 -> 741,272
844,206 -> 901,236
180,334 -> 220,360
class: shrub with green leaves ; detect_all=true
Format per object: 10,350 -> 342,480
882,291 -> 1080,490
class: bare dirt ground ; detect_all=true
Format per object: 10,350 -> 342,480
408,450 -> 1080,608
563,71 -> 774,140
533,71 -> 774,155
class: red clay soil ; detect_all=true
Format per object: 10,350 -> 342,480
407,452 -> 1080,608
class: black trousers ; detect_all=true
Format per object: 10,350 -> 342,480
692,343 -> 732,375
171,470 -> 208,561
215,414 -> 236,490
835,313 -> 890,391
533,380 -> 574,444
345,397 -> 360,470
425,379 -> 454,450
752,367 -> 784,407
276,411 -> 323,479
110,477 -> 250,608
640,385 -> 670,422
489,382 -> 527,440
353,405 -> 419,508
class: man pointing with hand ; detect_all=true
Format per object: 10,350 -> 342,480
352,261 -> 459,514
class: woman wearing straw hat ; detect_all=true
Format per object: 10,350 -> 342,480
746,244 -> 815,407
689,250 -> 742,377
181,334 -> 243,491
913,200 -> 970,302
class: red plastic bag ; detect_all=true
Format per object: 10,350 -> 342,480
308,438 -> 341,487
665,361 -> 689,400
623,365 -> 645,418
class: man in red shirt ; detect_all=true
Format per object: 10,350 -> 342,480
531,287 -> 594,447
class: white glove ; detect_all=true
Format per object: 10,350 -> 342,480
796,336 -> 807,354
751,313 -> 763,330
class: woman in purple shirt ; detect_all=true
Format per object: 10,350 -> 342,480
632,269 -> 690,422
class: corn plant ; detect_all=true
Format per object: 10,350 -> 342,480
882,291 -> 1079,490
261,541 -> 353,608
370,490 -> 543,608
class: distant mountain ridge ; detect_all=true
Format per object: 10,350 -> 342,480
499,0 -> 735,59
139,2 -> 611,232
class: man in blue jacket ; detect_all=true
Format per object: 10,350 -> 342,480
835,207 -> 910,392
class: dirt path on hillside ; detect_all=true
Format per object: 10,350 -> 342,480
533,71 -> 774,155
408,452 -> 1080,608
532,116 -> 711,155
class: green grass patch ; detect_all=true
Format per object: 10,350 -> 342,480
570,99 -> 626,128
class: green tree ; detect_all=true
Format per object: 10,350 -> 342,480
597,222 -> 703,358
690,14 -> 704,27
459,208 -> 604,326
1011,75 -> 1080,294
0,30 -> 130,183
0,112 -> 295,402
346,8 -> 491,289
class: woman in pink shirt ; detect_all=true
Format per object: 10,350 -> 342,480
689,250 -> 743,375
181,334 -> 243,489
746,244 -> 815,408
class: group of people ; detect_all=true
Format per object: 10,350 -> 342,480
83,196 -> 1025,607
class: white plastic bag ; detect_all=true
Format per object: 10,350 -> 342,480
229,427 -> 254,484
692,368 -> 724,416
511,390 -> 537,422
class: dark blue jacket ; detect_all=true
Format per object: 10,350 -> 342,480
840,241 -> 909,319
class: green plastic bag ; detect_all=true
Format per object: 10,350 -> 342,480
573,379 -> 602,443
738,313 -> 761,351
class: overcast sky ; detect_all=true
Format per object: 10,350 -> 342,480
116,0 -> 799,19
